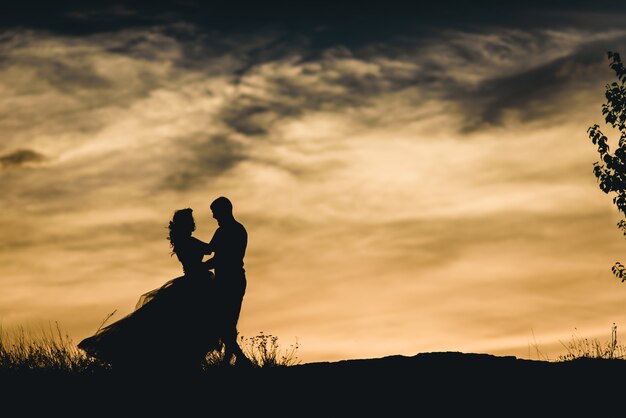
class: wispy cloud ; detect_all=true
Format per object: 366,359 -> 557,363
439,29 -> 626,130
0,149 -> 47,169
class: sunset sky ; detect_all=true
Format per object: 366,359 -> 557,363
3,1 -> 626,363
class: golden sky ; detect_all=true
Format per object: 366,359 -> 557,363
3,2 -> 626,363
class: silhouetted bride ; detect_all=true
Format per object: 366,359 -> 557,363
78,208 -> 221,372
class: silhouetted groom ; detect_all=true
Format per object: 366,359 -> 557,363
204,196 -> 253,367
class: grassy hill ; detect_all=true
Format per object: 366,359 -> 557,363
3,351 -> 625,415
2,327 -> 624,415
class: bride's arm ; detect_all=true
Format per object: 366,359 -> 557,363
191,236 -> 215,269
203,257 -> 215,269
192,236 -> 213,255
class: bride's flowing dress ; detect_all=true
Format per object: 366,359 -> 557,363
78,236 -> 221,370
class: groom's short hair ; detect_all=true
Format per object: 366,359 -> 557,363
211,196 -> 233,213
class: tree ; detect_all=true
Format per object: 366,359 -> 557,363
588,51 -> 626,281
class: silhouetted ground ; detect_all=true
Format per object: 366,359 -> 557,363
4,352 -> 624,415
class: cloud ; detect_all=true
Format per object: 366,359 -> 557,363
0,27 -> 249,202
3,55 -> 112,93
65,4 -> 138,21
163,134 -> 246,190
1,22 -> 619,211
216,47 -> 429,140
449,33 -> 626,130
189,24 -> 626,149
0,149 -> 46,169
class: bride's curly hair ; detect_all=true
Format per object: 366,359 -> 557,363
167,208 -> 196,254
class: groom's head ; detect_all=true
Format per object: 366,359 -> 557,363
210,196 -> 233,224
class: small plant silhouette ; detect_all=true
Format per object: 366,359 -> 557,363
0,322 -> 107,374
557,323 -> 626,361
203,331 -> 300,368
241,332 -> 300,367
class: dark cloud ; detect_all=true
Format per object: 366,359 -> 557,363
0,29 -> 187,143
4,0 -> 626,38
213,25 -> 626,140
5,1 -> 624,141
0,32 -> 112,93
28,57 -> 111,92
104,31 -> 178,61
65,4 -> 138,21
452,36 -> 626,130
0,36 -> 121,97
219,47 -> 431,137
221,100 -> 300,137
0,149 -> 46,169
163,134 -> 245,190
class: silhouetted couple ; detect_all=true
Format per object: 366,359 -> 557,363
78,196 -> 254,372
